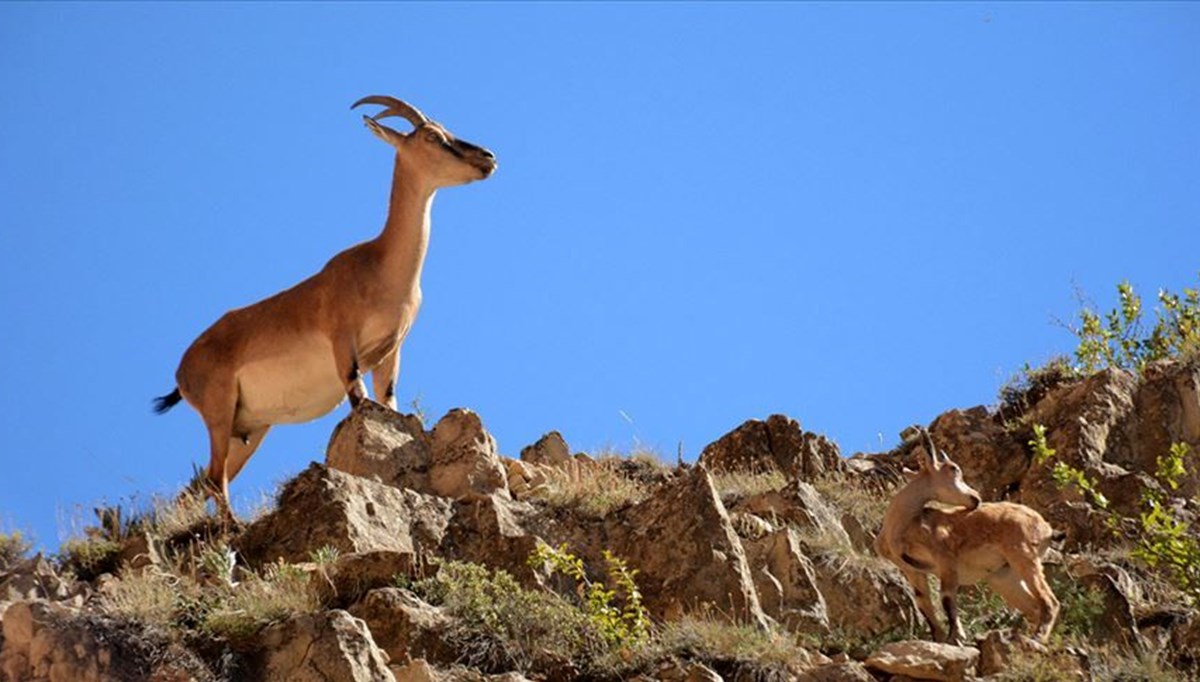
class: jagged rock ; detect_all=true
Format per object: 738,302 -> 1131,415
327,400 -> 432,490
1132,360 -> 1200,497
0,554 -> 77,604
428,409 -> 510,500
258,610 -> 393,682
503,459 -> 549,500
797,661 -> 876,682
812,556 -> 918,641
440,493 -> 542,584
737,482 -> 852,552
319,551 -> 429,608
608,467 -> 769,628
0,601 -> 207,682
699,415 -> 843,480
653,659 -> 724,681
348,588 -> 453,666
742,528 -> 829,633
929,406 -> 1029,501
864,640 -> 979,682
520,431 -> 571,466
975,629 -> 1048,677
391,658 -> 437,682
236,464 -> 452,567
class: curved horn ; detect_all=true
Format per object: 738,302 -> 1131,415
919,427 -> 943,467
351,95 -> 429,129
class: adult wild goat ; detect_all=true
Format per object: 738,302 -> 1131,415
874,428 -> 1060,644
154,96 -> 496,521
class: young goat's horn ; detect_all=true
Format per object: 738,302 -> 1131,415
919,427 -> 943,464
351,95 -> 430,128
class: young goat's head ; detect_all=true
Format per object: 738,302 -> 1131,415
913,428 -> 982,510
352,95 -> 497,187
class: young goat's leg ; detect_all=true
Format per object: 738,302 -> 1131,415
902,567 -> 946,642
937,569 -> 965,644
224,427 -> 270,484
984,566 -> 1044,636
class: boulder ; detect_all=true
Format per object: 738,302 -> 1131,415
742,528 -> 829,633
608,467 -> 769,628
236,464 -> 453,567
440,494 -> 542,584
428,409 -> 510,500
0,601 -> 206,682
327,400 -> 432,491
864,640 -> 979,682
348,588 -> 453,666
257,610 -> 394,682
391,658 -> 437,682
1131,360 -> 1200,497
520,431 -> 572,467
797,661 -> 876,682
929,406 -> 1029,501
975,630 -> 1048,677
699,415 -> 843,480
503,459 -> 550,501
812,558 -> 918,641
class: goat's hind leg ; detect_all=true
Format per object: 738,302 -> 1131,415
192,377 -> 240,526
1010,554 -> 1059,642
984,564 -> 1052,640
332,333 -> 369,408
936,570 -> 966,645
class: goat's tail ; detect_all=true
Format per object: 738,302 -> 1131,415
152,388 -> 183,415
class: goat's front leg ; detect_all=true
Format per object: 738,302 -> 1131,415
938,570 -> 965,645
902,568 -> 946,643
333,334 -> 369,408
372,345 -> 400,410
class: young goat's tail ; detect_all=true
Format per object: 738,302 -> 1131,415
152,388 -> 183,415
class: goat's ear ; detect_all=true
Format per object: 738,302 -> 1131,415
919,443 -> 940,471
362,116 -> 407,146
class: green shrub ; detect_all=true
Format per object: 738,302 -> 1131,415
1134,443 -> 1200,605
1071,277 -> 1200,373
529,542 -> 649,648
201,560 -> 317,644
414,560 -> 604,673
60,536 -> 123,580
0,530 -> 32,569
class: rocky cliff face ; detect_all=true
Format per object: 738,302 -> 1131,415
2,360 -> 1198,681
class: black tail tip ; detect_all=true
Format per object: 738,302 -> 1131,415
152,388 -> 183,415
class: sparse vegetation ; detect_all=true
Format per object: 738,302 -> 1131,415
529,542 -> 649,648
1134,442 -> 1200,605
999,356 -> 1080,420
529,458 -> 651,517
59,536 -> 123,580
657,613 -> 813,675
812,471 -> 894,534
0,529 -> 32,569
1070,277 -> 1200,374
201,560 -> 317,644
711,468 -> 788,502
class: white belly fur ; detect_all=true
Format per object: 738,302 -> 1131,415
235,335 -> 346,429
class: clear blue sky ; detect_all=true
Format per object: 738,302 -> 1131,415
1,3 -> 1197,548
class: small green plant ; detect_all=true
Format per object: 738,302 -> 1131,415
309,544 -> 341,566
1029,424 -> 1109,510
0,530 -> 32,569
1133,443 -> 1200,604
529,542 -> 649,647
1071,277 -> 1200,373
201,559 -> 317,643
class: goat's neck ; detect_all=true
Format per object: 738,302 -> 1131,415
880,480 -> 933,553
376,157 -> 436,291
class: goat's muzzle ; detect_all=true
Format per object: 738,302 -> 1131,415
967,494 -> 982,511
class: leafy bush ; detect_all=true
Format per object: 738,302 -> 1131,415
1134,443 -> 1200,605
530,542 -> 649,648
0,530 -> 32,569
1028,424 -> 1109,510
1071,277 -> 1200,373
414,560 -> 605,673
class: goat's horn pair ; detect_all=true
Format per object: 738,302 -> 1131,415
351,95 -> 429,129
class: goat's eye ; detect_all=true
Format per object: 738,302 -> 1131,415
425,131 -> 441,143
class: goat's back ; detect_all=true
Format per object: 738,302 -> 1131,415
918,501 -> 1055,558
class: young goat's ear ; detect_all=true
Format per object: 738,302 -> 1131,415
362,116 -> 406,146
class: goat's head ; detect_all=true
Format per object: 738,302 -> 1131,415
352,95 -> 497,187
913,428 -> 982,510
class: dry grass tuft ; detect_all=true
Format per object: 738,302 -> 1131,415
530,459 -> 651,518
711,469 -> 789,502
811,472 -> 893,535
657,613 -> 816,676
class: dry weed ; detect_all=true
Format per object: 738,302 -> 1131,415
530,459 -> 650,517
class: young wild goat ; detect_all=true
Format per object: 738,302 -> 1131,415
154,96 -> 496,521
874,428 -> 1060,644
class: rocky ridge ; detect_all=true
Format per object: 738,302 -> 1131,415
1,360 -> 1199,681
